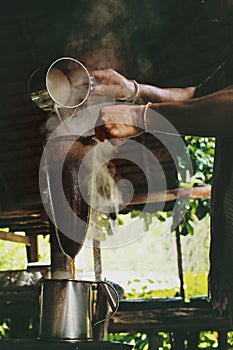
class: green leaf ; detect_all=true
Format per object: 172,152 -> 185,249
146,278 -> 155,284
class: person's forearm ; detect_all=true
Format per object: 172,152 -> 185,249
137,84 -> 196,104
145,86 -> 233,137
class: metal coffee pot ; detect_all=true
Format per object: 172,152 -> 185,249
39,279 -> 119,341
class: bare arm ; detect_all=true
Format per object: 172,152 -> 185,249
92,69 -> 196,103
93,68 -> 233,139
95,86 -> 233,141
136,84 -> 196,104
145,86 -> 233,137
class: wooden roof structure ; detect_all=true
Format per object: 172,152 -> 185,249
0,0 -> 232,259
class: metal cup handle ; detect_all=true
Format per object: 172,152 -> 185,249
100,281 -> 119,312
89,76 -> 98,91
92,281 -> 119,329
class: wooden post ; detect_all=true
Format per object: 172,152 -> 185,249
147,331 -> 160,350
92,239 -> 110,341
218,330 -> 228,350
175,225 -> 185,299
93,239 -> 102,281
26,233 -> 38,262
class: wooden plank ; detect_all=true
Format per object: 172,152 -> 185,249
109,305 -> 230,333
0,209 -> 41,219
0,218 -> 44,226
128,186 -> 211,205
0,230 -> 31,245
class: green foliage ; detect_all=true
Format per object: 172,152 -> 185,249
0,234 -> 27,270
124,271 -> 208,300
0,319 -> 10,339
108,331 -> 172,350
125,137 -> 214,237
0,318 -> 35,339
175,198 -> 210,236
184,271 -> 208,298
125,278 -> 178,299
130,210 -> 166,232
227,331 -> 233,346
108,332 -> 149,350
176,136 -> 214,236
185,136 -> 215,186
199,331 -> 218,349
97,213 -> 125,236
108,274 -> 222,349
0,233 -> 50,271
37,235 -> 51,263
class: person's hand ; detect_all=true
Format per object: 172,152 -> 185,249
95,104 -> 144,144
92,69 -> 137,100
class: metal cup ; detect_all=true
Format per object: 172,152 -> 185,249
28,57 -> 96,111
38,279 -> 119,341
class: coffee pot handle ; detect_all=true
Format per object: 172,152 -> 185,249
100,281 -> 119,312
92,281 -> 119,330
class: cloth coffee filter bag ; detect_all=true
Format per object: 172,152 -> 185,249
46,67 -> 71,107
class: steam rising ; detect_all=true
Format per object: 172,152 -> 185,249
44,101 -> 123,243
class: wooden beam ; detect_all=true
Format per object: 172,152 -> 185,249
0,230 -> 31,245
128,186 -> 211,205
109,298 -> 230,334
26,233 -> 38,262
0,209 -> 41,218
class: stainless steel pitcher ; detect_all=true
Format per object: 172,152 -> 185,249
39,279 -> 119,340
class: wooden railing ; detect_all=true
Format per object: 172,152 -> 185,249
0,285 -> 231,349
109,297 -> 231,350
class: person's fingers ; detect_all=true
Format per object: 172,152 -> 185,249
94,125 -> 105,142
95,122 -> 115,142
92,69 -> 113,83
92,69 -> 133,100
94,105 -> 143,141
92,84 -> 118,97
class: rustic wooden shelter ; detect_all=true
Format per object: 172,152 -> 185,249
0,0 -> 230,262
0,0 -> 233,348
